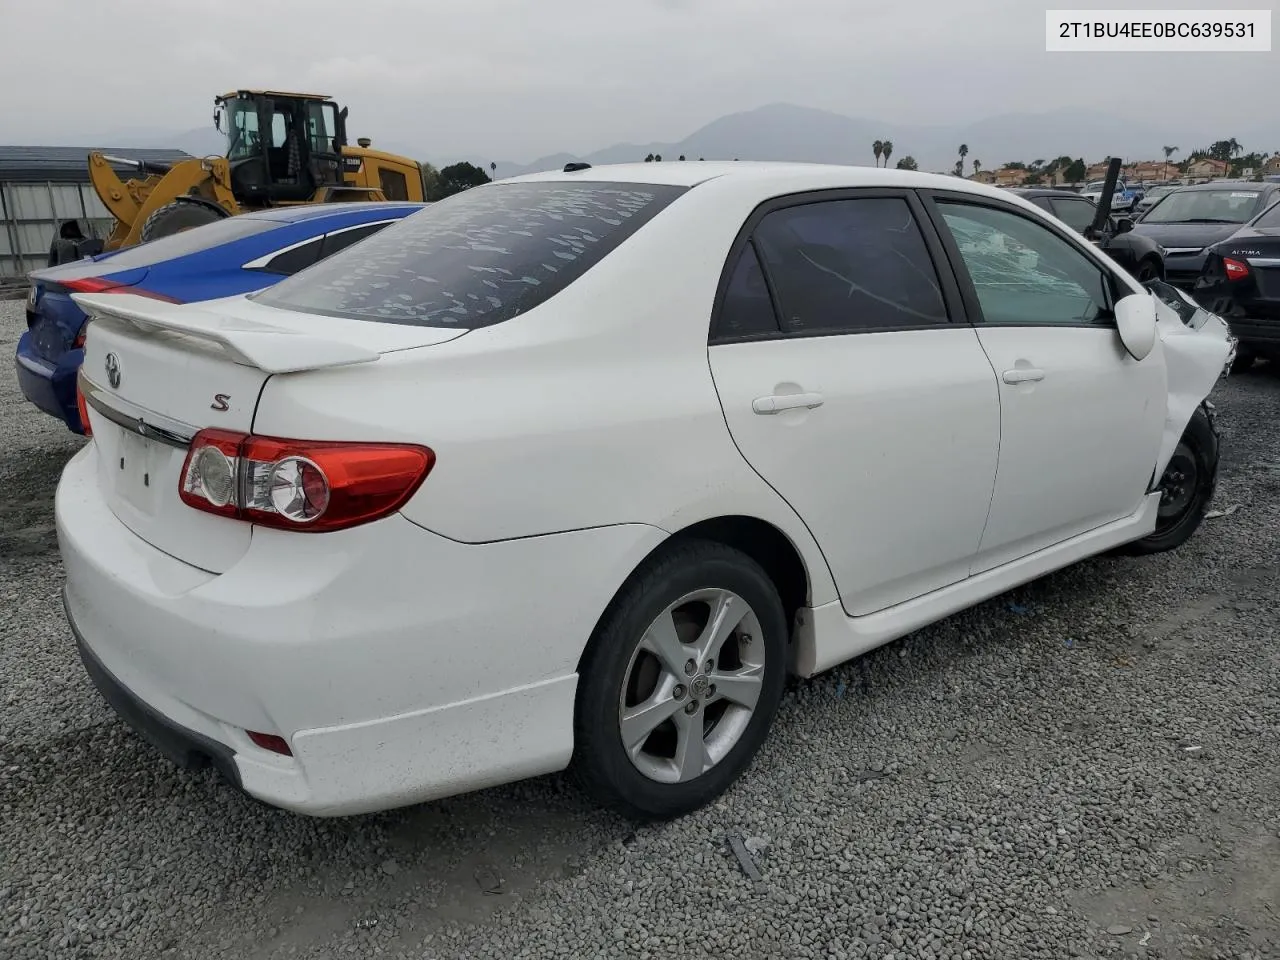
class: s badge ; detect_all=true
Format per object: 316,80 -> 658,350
211,394 -> 230,412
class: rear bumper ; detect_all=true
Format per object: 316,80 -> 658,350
14,331 -> 84,432
1229,318 -> 1280,352
56,443 -> 666,815
70,607 -> 244,789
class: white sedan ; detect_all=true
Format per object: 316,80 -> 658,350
58,162 -> 1234,820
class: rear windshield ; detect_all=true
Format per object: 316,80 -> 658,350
91,216 -> 279,268
253,181 -> 688,328
1254,200 -> 1280,228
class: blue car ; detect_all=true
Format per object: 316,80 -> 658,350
15,201 -> 424,433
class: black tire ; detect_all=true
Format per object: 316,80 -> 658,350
139,201 -> 226,243
1230,348 -> 1256,375
1134,257 -> 1161,283
572,539 -> 789,821
1116,406 -> 1219,556
48,238 -> 80,267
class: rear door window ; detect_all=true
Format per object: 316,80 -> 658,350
319,222 -> 389,258
253,181 -> 687,328
750,197 -> 949,335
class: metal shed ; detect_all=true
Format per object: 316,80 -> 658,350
0,145 -> 191,279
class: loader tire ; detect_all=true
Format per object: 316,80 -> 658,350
48,238 -> 81,266
139,201 -> 226,243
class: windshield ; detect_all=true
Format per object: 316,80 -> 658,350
1142,189 -> 1262,224
254,180 -> 688,328
221,97 -> 261,161
1085,182 -> 1107,191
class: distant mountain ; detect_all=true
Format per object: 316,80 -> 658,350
489,103 -> 1275,179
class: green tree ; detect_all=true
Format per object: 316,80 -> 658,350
882,140 -> 894,168
644,153 -> 655,162
430,161 -> 491,201
1065,158 -> 1086,182
972,159 -> 982,176
419,161 -> 440,199
873,140 -> 884,167
678,154 -> 686,161
896,155 -> 918,171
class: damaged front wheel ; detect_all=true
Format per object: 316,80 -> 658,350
1117,406 -> 1219,556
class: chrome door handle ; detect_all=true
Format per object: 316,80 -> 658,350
752,392 -> 825,414
1001,368 -> 1045,385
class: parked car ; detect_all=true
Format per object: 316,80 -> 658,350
1132,181 -> 1280,287
1193,198 -> 1280,371
1082,178 -> 1142,211
1009,188 -> 1165,281
58,163 -> 1234,821
15,201 -> 425,434
1134,184 -> 1181,217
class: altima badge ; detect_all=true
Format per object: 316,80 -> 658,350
104,352 -> 121,389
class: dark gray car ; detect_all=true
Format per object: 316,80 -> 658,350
1133,181 -> 1280,287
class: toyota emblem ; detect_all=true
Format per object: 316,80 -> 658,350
104,352 -> 121,389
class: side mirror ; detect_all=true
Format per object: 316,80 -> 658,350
1114,217 -> 1135,234
1115,292 -> 1158,361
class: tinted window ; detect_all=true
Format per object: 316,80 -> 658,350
319,222 -> 387,258
262,238 -> 324,275
1049,197 -> 1097,233
1254,200 -> 1280,228
938,202 -> 1112,326
93,217 -> 278,268
751,197 -> 948,335
1141,189 -> 1262,224
713,243 -> 779,339
255,181 -> 686,328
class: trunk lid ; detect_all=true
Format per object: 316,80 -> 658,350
74,292 -> 467,573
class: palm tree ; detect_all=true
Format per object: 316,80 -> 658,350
1162,145 -> 1179,180
972,159 -> 982,176
882,140 -> 894,168
958,143 -> 969,177
489,162 -> 496,176
873,140 -> 884,167
1228,138 -> 1242,158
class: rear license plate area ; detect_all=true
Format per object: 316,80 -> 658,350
114,430 -> 164,515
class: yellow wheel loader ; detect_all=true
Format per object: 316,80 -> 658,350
84,90 -> 427,256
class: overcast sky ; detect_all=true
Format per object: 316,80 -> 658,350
3,0 -> 1275,163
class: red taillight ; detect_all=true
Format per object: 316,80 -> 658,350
179,430 -> 434,533
247,731 -> 292,756
75,380 -> 93,437
1223,257 -> 1250,282
61,276 -> 179,302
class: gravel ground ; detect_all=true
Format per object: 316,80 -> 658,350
2,295 -> 1278,960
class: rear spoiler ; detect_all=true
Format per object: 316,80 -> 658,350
72,293 -> 379,374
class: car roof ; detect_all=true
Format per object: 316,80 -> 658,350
244,201 -> 427,224
503,161 -> 1022,201
1008,188 -> 1091,200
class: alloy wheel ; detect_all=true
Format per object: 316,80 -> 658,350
617,588 -> 765,784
